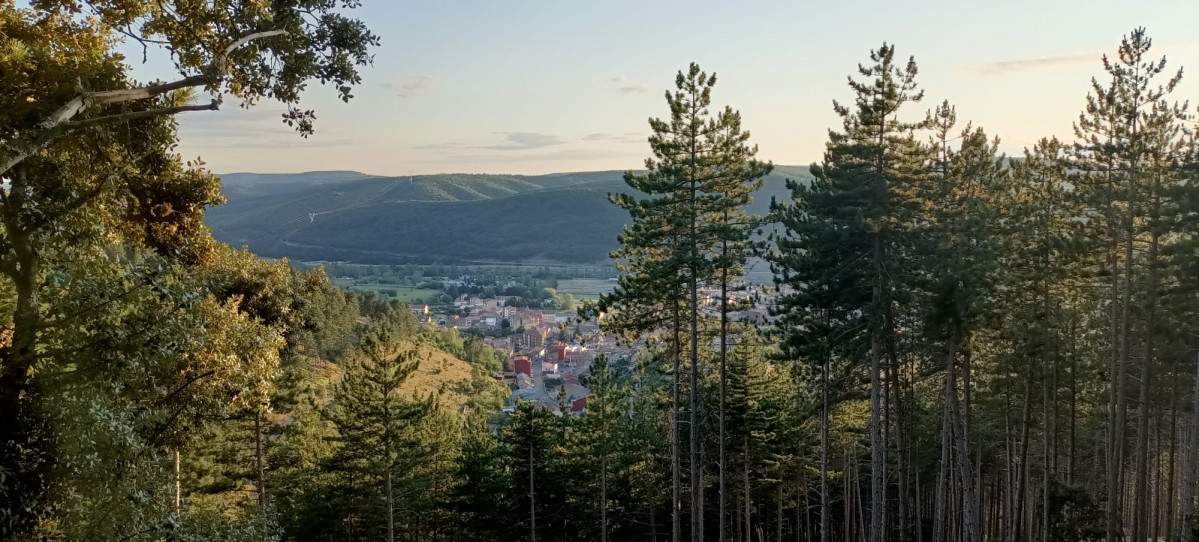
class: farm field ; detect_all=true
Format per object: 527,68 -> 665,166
555,278 -> 615,300
330,278 -> 442,303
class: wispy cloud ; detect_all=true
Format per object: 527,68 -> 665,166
180,104 -> 356,149
414,133 -> 565,152
581,132 -> 644,143
483,132 -> 563,150
971,53 -> 1096,76
413,141 -> 467,150
604,75 -> 650,94
386,75 -> 436,98
445,148 -> 639,163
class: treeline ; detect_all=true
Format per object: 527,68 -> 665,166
497,30 -> 1199,542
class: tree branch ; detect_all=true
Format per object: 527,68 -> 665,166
0,29 -> 288,177
64,100 -> 219,130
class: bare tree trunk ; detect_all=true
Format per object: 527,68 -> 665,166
1179,346 -> 1199,542
721,256 -> 730,542
870,237 -> 885,542
777,486 -> 784,542
1111,153 -> 1137,542
916,468 -> 924,542
891,353 -> 908,542
1070,330 -> 1078,486
602,419 -> 609,542
935,391 -> 952,542
821,348 -> 831,542
1011,364 -> 1033,542
690,163 -> 703,542
1044,363 -> 1052,542
947,333 -> 981,542
387,467 -> 396,542
529,445 -> 537,542
674,300 -> 683,542
845,448 -> 853,542
1168,352 -> 1181,542
745,438 -> 752,542
1105,154 -> 1123,542
1134,204 -> 1161,542
652,499 -> 660,542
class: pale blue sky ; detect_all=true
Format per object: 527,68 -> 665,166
143,1 -> 1199,175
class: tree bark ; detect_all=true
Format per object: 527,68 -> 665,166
821,345 -> 831,542
690,180 -> 702,542
1179,345 -> 1199,542
745,437 -> 752,542
674,299 -> 683,542
529,445 -> 537,542
870,236 -> 885,542
721,249 -> 730,542
946,333 -> 981,542
1133,186 -> 1161,542
387,467 -> 396,542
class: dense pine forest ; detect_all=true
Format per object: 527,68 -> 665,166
4,2 -> 1199,542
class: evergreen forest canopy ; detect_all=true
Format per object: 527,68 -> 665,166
1,3 -> 1199,541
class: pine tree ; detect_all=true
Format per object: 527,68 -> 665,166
1071,28 -> 1189,542
600,62 -> 764,541
924,103 -> 1007,542
771,43 -> 929,542
705,103 -> 771,542
326,314 -> 433,542
580,355 -> 626,542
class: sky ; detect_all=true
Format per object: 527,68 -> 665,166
130,0 -> 1199,176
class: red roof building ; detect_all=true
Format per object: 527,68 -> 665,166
513,356 -> 532,377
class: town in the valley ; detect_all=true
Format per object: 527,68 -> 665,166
408,281 -> 777,416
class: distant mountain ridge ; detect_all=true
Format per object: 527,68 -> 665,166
205,166 -> 812,265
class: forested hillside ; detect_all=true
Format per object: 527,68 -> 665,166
5,2 -> 1199,542
205,167 -> 807,264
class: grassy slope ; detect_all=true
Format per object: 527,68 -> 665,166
206,167 -> 811,265
401,347 -> 479,407
307,345 -> 483,409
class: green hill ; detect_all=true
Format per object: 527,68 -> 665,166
206,166 -> 812,265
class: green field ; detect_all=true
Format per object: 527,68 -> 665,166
555,278 -> 615,300
330,279 -> 441,303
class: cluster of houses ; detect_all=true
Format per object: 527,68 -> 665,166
411,284 -> 781,417
505,340 -> 626,416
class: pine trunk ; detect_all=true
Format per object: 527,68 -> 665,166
947,332 -> 981,542
821,347 -> 830,542
720,253 -> 730,542
1134,188 -> 1161,542
530,445 -> 537,542
387,467 -> 396,542
870,236 -> 885,542
674,300 -> 683,542
1179,346 -> 1199,542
